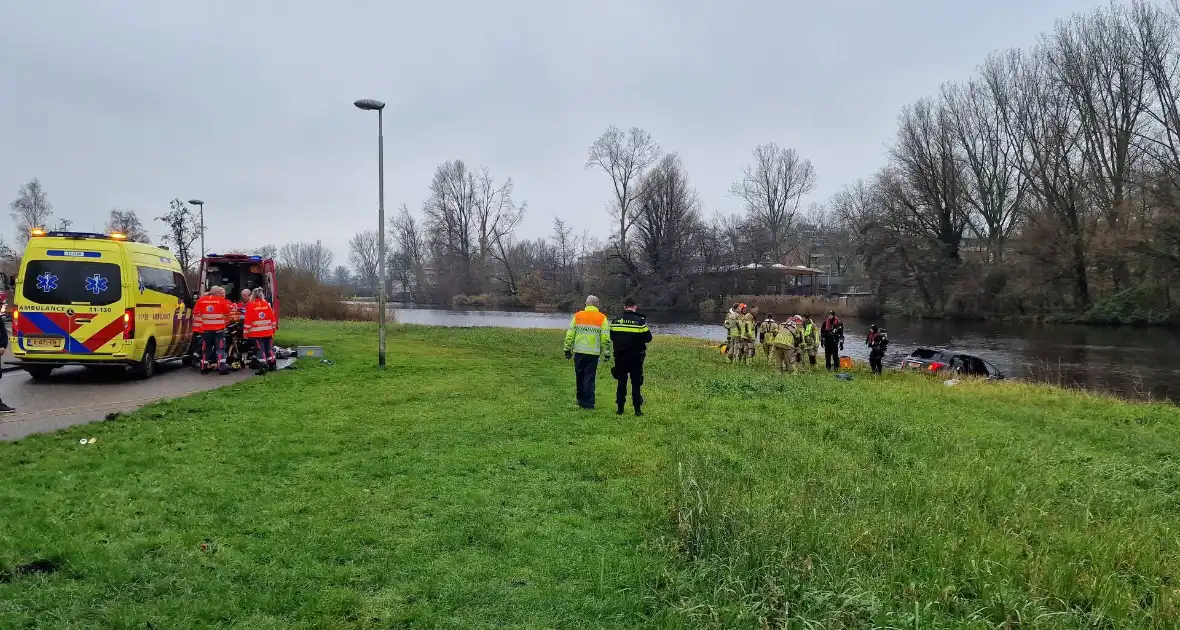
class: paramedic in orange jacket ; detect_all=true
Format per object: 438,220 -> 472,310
194,285 -> 232,375
243,288 -> 278,373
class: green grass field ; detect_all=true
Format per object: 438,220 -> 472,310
2,320 -> 1180,628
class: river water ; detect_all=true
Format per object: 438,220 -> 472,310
388,305 -> 1180,403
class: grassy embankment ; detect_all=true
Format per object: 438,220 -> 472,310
3,321 -> 1180,628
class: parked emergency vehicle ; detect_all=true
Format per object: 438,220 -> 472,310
12,230 -> 194,380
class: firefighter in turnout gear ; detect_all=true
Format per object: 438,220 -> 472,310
738,306 -> 757,363
801,316 -> 820,368
771,316 -> 798,373
609,298 -> 652,416
758,314 -> 777,363
723,303 -> 741,363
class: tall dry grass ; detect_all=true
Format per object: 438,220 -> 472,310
277,268 -> 384,322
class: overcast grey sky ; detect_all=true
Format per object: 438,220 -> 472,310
2,0 -> 1107,264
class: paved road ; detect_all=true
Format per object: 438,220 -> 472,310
0,360 -> 256,441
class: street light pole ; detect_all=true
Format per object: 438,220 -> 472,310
354,98 -> 387,368
187,199 -> 205,261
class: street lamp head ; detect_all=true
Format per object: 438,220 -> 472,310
188,199 -> 204,206
354,99 -> 386,111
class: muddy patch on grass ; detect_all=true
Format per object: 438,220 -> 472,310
0,558 -> 62,583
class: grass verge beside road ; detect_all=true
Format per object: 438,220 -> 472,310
2,320 -> 1179,628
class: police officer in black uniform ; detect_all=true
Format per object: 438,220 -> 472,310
609,298 -> 653,416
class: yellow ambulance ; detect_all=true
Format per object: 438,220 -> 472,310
12,230 -> 195,380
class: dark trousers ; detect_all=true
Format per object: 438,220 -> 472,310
824,342 -> 840,370
573,353 -> 599,408
612,353 -> 645,409
201,330 -> 227,367
869,350 -> 884,374
254,337 -> 276,366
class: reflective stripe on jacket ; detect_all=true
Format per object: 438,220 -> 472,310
244,299 -> 278,338
609,311 -> 652,357
563,306 -> 612,356
194,295 -> 232,331
772,323 -> 797,348
739,314 -> 756,339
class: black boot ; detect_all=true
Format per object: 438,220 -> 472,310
634,406 -> 643,417
616,404 -> 625,415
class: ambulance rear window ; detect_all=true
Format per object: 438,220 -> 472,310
22,260 -> 122,306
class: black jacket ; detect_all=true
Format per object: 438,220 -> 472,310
609,311 -> 653,357
820,316 -> 844,346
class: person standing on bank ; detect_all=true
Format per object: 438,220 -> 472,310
563,295 -> 613,410
609,298 -> 652,416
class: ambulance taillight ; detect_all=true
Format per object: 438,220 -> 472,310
123,308 -> 135,340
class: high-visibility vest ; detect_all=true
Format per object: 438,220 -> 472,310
244,299 -> 278,338
563,306 -> 613,356
738,314 -> 756,339
802,323 -> 819,349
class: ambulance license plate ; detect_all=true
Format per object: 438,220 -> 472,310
25,336 -> 64,351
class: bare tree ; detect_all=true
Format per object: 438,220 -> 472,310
348,229 -> 381,296
487,206 -> 526,296
1135,0 -> 1180,179
809,203 -> 855,276
1001,45 -> 1094,307
474,166 -> 526,295
586,126 -> 661,272
156,198 -> 202,272
888,96 -> 971,263
943,77 -> 1026,262
10,178 -> 52,246
422,160 -> 478,294
390,204 -> 426,300
633,153 -> 706,298
551,218 -> 578,292
1049,4 -> 1147,288
279,241 -> 334,281
474,167 -> 522,262
730,143 -> 817,262
251,244 -> 278,260
105,208 -> 151,243
331,265 -> 352,289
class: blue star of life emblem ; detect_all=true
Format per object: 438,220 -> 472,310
85,274 -> 109,295
36,272 -> 58,292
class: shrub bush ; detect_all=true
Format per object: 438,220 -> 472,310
276,268 -> 382,322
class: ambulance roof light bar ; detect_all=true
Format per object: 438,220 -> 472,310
40,231 -> 116,240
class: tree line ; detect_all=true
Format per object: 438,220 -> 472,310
830,0 -> 1180,323
354,129 -> 843,310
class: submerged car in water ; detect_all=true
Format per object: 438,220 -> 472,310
900,348 -> 1005,379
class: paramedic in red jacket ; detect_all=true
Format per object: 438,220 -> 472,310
243,288 -> 278,373
194,286 -> 232,375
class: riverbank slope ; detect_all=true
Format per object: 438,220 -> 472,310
2,321 -> 1179,628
